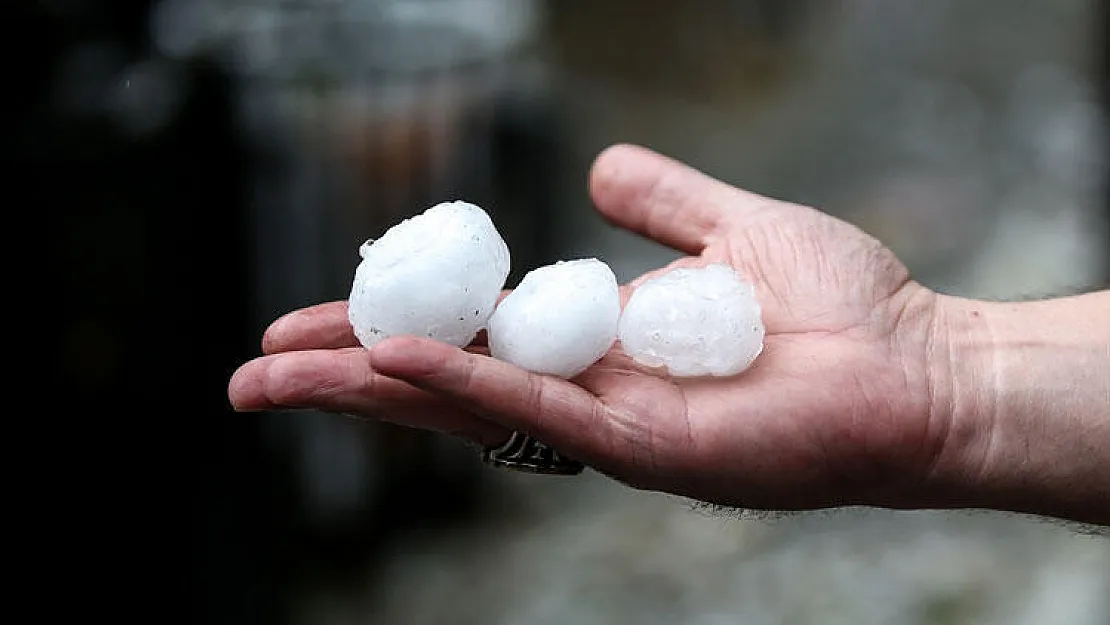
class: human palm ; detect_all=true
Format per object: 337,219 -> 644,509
229,144 -> 946,512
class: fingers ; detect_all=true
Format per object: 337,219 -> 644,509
263,302 -> 357,354
589,144 -> 774,254
262,291 -> 516,354
369,336 -> 620,468
228,347 -> 510,445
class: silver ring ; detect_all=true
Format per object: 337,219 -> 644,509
481,432 -> 584,475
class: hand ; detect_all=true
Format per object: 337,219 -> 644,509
228,144 -> 954,512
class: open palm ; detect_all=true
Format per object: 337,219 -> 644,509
229,144 -> 949,512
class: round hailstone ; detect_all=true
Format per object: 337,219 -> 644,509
347,200 -> 510,348
488,259 -> 620,378
618,264 -> 764,377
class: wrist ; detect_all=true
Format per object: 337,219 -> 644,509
928,291 -> 1110,524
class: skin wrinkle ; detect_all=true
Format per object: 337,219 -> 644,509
354,353 -> 387,417
350,351 -> 374,397
879,341 -> 931,474
521,371 -> 550,435
727,226 -> 790,327
800,222 -> 832,290
844,365 -> 889,485
902,288 -> 954,499
614,402 -> 658,479
676,384 -> 697,468
452,350 -> 483,405
600,396 -> 659,478
591,402 -> 631,478
869,285 -> 932,467
642,402 -> 662,478
974,309 -> 1003,500
877,361 -> 922,477
769,221 -> 805,294
743,217 -> 876,333
288,354 -> 355,407
899,349 -> 944,493
926,303 -> 998,504
594,369 -> 696,483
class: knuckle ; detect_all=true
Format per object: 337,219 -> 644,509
523,373 -> 547,417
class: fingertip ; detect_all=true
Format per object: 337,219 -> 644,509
591,143 -> 655,173
228,358 -> 273,412
591,142 -> 649,170
588,143 -> 655,217
261,302 -> 357,354
587,144 -> 731,255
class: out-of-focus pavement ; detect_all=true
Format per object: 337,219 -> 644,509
314,473 -> 1109,625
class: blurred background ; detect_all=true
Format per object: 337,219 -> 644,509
30,0 -> 1109,624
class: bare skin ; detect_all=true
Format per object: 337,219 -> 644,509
228,144 -> 1109,525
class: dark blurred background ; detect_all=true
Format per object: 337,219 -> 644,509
26,1 -> 1109,624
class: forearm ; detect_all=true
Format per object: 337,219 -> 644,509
930,290 -> 1110,525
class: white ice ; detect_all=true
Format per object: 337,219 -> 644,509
618,264 -> 764,377
488,259 -> 620,378
347,201 -> 510,348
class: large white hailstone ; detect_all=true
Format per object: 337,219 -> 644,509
488,259 -> 621,378
618,264 -> 764,377
347,201 -> 510,348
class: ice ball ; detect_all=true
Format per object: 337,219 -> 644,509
618,264 -> 764,377
488,259 -> 620,378
348,200 -> 510,348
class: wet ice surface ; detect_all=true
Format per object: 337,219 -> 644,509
619,264 -> 764,377
347,201 -> 510,348
488,259 -> 620,378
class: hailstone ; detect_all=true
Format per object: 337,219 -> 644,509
488,259 -> 620,378
347,200 -> 510,348
618,264 -> 764,377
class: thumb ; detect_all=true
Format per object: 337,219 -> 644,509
588,144 -> 776,254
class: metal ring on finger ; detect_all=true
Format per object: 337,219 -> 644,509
481,431 -> 584,475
